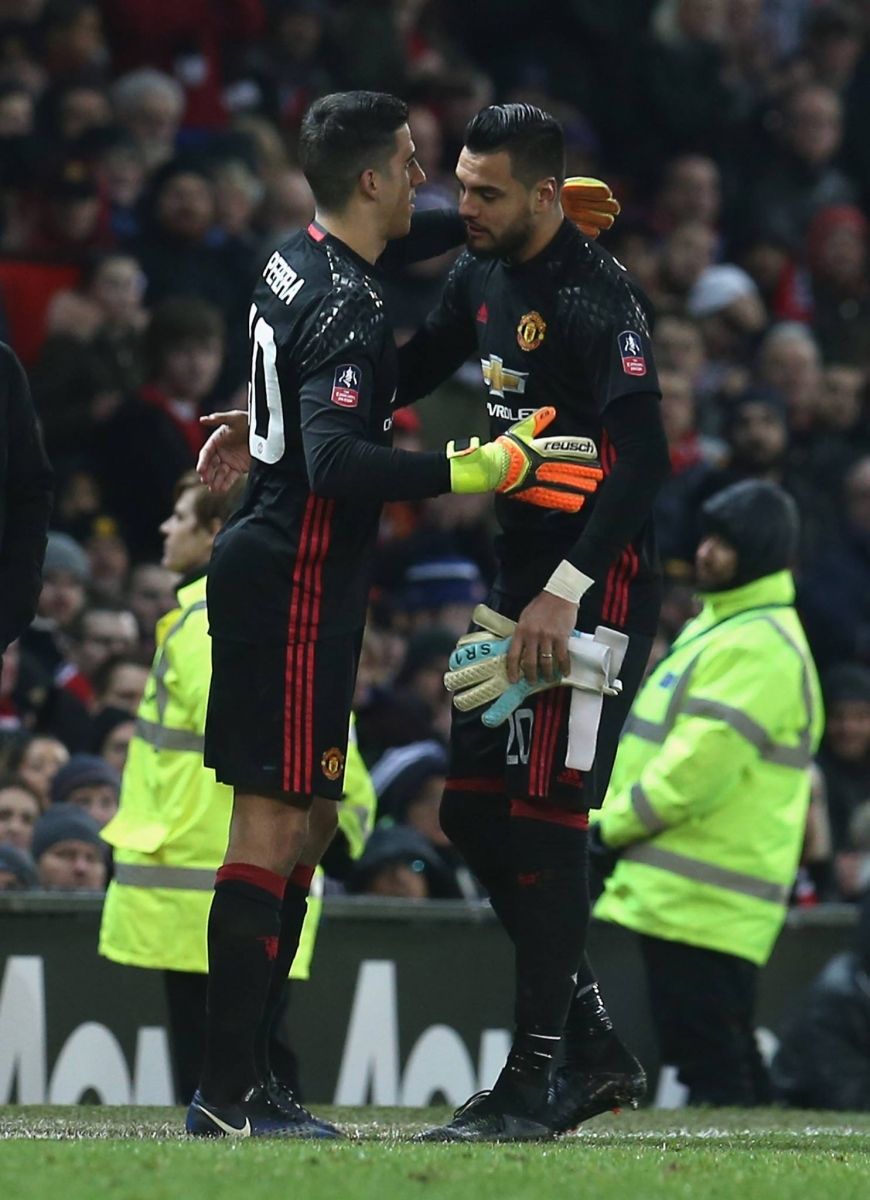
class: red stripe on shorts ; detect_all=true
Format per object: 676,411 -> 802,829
284,496 -> 318,791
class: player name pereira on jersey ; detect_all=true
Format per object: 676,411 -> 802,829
208,224 -> 449,644
397,218 -> 664,634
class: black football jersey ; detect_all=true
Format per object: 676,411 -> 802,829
208,219 -> 454,643
397,218 -> 663,634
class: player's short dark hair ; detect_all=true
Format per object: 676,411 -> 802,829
173,470 -> 246,531
464,104 -> 565,188
299,91 -> 409,213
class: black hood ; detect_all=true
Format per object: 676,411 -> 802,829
700,480 -> 799,590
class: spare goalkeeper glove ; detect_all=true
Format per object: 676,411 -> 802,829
562,177 -> 621,239
444,605 -> 622,728
447,407 -> 604,512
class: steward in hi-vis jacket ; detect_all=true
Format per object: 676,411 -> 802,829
592,480 -> 823,1106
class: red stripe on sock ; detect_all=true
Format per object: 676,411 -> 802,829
509,799 -> 590,829
289,863 -> 315,890
443,777 -> 505,793
217,862 -> 287,899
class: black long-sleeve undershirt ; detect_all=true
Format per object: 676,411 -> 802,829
563,391 -> 670,582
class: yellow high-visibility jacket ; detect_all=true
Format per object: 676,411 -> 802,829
99,573 -> 375,975
594,570 -> 824,966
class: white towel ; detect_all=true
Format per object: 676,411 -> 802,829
565,627 -> 630,771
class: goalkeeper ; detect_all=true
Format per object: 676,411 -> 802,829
395,104 -> 670,1143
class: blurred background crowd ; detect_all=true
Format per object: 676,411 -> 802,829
0,0 -> 870,909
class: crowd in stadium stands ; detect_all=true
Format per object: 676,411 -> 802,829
1,0 -> 870,907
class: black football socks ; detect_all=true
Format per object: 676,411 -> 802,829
199,863 -> 286,1105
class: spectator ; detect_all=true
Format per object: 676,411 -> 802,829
94,297 -> 225,558
90,652 -> 149,715
370,739 -> 478,900
40,0 -> 108,86
97,134 -> 147,240
693,387 -> 837,566
24,158 -> 114,257
640,0 -> 738,166
239,0 -> 334,132
686,264 -> 767,404
800,457 -> 870,670
395,557 -> 486,638
757,322 -> 824,434
605,220 -> 660,296
653,368 -> 726,567
84,516 -> 130,603
3,734 -> 69,809
50,752 -> 120,827
815,664 -> 870,900
737,83 -> 857,250
19,530 -> 88,676
61,604 -> 139,707
802,4 -> 865,96
48,81 -> 112,150
0,843 -> 38,891
127,157 -> 255,389
110,68 -> 184,171
127,562 -> 178,648
89,705 -> 136,775
103,1 -> 266,132
654,154 -> 722,233
806,205 -> 870,368
31,252 -> 148,462
347,824 -> 455,900
0,772 -> 40,851
652,220 -> 717,316
772,890 -> 870,1110
353,626 -> 436,766
31,802 -> 107,890
653,313 -> 708,386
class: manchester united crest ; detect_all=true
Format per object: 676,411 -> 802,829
516,311 -> 546,351
321,747 -> 345,781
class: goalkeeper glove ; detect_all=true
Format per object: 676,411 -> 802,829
444,605 -> 622,728
562,177 -> 621,239
447,406 -> 604,513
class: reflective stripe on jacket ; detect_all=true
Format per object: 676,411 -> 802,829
594,570 -> 824,966
99,574 -> 375,975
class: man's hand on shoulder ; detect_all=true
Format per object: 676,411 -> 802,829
198,411 -> 251,493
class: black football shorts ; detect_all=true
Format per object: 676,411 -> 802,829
205,631 -> 363,800
446,588 -> 653,811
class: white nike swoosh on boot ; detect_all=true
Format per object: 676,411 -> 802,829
196,1105 -> 252,1137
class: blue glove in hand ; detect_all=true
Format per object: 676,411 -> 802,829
444,605 -> 569,724
444,605 -> 626,731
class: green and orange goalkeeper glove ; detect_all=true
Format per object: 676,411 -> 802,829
562,177 -> 621,239
446,406 -> 604,513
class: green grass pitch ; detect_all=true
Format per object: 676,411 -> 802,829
2,1107 -> 870,1200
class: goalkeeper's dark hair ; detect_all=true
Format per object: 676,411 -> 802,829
299,91 -> 409,213
464,104 -> 565,188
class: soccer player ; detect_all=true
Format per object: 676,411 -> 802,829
391,104 -> 671,1141
187,91 -> 602,1139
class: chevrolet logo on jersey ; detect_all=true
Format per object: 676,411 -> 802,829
481,355 -> 528,397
